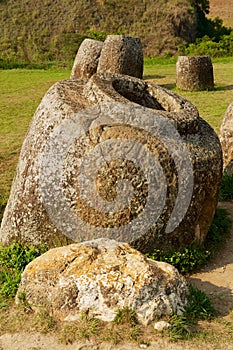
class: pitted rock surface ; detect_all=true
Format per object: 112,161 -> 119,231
70,39 -> 103,80
0,73 -> 222,252
219,102 -> 233,171
16,238 -> 189,325
176,56 -> 214,91
97,35 -> 143,79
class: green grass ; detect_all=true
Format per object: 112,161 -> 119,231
144,57 -> 233,133
0,242 -> 46,298
0,68 -> 70,200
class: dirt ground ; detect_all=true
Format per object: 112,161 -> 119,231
0,202 -> 232,350
190,202 -> 233,320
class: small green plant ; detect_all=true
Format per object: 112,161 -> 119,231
60,313 -> 102,343
0,242 -> 47,298
78,313 -> 102,339
110,308 -> 141,344
33,307 -> 57,334
147,207 -> 231,274
168,315 -> 193,340
146,246 -> 212,274
114,308 -> 138,326
185,284 -> 218,320
167,284 -> 217,340
17,291 -> 32,313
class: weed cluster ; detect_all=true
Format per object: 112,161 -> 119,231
167,284 -> 218,340
147,207 -> 231,274
0,242 -> 46,299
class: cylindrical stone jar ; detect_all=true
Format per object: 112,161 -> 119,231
97,35 -> 143,78
70,39 -> 103,80
176,56 -> 214,91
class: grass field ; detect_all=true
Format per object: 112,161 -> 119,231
144,57 -> 233,131
0,58 -> 233,204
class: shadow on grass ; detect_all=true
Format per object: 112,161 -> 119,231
143,74 -> 165,80
160,83 -> 176,90
214,85 -> 233,91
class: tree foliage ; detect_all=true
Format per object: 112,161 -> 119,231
189,0 -> 231,39
189,0 -> 210,14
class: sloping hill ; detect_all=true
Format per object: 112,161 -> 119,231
0,0 -> 196,63
209,0 -> 233,28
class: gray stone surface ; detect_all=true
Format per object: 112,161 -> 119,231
70,39 -> 103,79
97,35 -> 143,78
16,238 -> 189,325
219,102 -> 233,171
0,73 -> 222,252
176,56 -> 214,91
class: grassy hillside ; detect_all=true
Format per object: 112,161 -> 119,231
0,0 -> 196,64
209,0 -> 233,28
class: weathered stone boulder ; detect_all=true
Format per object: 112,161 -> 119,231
97,35 -> 143,78
176,56 -> 214,91
219,102 -> 233,171
70,39 -> 103,80
0,73 -> 222,252
16,238 -> 189,325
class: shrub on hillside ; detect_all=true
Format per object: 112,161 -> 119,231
179,32 -> 233,57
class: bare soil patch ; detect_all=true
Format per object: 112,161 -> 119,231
190,201 -> 233,320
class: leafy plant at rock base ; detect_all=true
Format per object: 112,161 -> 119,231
114,307 -> 138,326
59,314 -> 103,344
0,242 -> 46,298
168,315 -> 193,340
33,307 -> 57,334
106,308 -> 142,344
147,207 -> 231,274
167,284 -> 217,340
147,246 -> 212,274
185,284 -> 217,320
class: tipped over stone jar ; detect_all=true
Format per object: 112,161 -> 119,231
0,72 -> 222,253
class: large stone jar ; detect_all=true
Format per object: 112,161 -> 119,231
70,38 -> 103,80
0,73 -> 222,253
176,56 -> 214,91
97,35 -> 143,79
